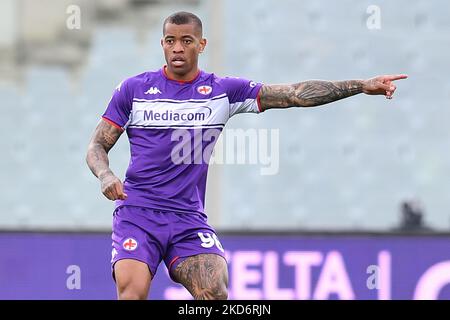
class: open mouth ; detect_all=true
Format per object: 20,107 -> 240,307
171,57 -> 186,67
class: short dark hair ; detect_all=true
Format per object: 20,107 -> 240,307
163,11 -> 203,36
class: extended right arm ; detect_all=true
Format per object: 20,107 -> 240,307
86,119 -> 127,200
258,74 -> 407,111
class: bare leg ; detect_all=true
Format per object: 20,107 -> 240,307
114,259 -> 152,300
172,254 -> 228,300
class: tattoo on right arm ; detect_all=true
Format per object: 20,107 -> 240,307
86,120 -> 123,179
259,80 -> 363,111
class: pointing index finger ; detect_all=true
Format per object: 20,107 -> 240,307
386,74 -> 408,81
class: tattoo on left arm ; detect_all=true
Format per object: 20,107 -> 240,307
259,80 -> 363,111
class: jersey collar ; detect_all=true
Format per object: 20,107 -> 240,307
161,65 -> 201,84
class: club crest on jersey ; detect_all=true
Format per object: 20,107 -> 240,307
122,238 -> 138,251
197,85 -> 212,95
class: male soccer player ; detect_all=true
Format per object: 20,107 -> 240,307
86,11 -> 407,300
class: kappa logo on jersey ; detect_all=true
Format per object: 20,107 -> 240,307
145,87 -> 162,95
111,248 -> 118,262
115,81 -> 123,91
122,238 -> 138,251
249,81 -> 257,88
197,85 -> 212,95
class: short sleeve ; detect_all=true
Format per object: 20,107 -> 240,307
102,79 -> 133,129
222,77 -> 263,117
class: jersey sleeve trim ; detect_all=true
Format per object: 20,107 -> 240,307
102,116 -> 124,131
256,86 -> 263,113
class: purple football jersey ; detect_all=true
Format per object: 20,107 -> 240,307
102,67 -> 263,216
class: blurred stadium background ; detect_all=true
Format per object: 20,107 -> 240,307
1,0 -> 450,299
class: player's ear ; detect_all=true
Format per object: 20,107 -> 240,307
199,38 -> 207,53
160,38 -> 164,47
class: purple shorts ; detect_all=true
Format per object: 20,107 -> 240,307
111,205 -> 226,282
